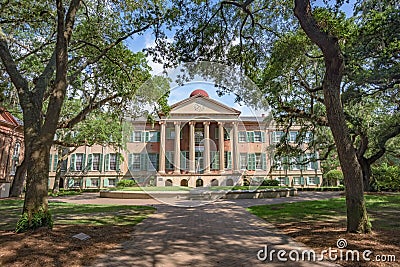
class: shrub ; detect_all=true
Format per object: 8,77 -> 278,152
371,164 -> 400,192
15,209 -> 53,233
325,170 -> 344,180
261,179 -> 280,186
117,179 -> 136,188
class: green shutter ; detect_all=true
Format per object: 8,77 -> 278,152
247,131 -> 255,143
68,178 -> 74,188
146,131 -> 150,142
261,132 -> 266,142
105,154 -> 110,171
128,154 -> 133,170
70,154 -> 76,171
49,154 -> 53,171
87,154 -> 93,171
141,131 -> 146,142
180,152 -> 186,170
140,154 -> 148,171
130,131 -> 134,142
315,176 -> 320,185
156,131 -> 160,142
227,151 -> 232,169
247,153 -> 255,171
82,154 -> 86,171
261,153 -> 267,170
300,176 -> 305,185
99,154 -> 103,172
211,151 -> 219,170
285,176 -> 290,185
103,178 -> 109,187
116,153 -> 120,171
215,128 -> 219,139
283,156 -> 289,170
86,178 -> 92,187
53,154 -> 58,172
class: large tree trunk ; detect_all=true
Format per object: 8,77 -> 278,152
20,140 -> 53,230
295,0 -> 371,233
9,158 -> 28,197
359,156 -> 372,192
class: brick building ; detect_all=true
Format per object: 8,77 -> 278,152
48,89 -> 322,189
0,108 -> 24,197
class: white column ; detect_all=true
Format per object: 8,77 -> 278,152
174,121 -> 181,174
159,121 -> 166,174
204,121 -> 210,173
232,122 -> 239,172
189,121 -> 195,173
218,122 -> 225,173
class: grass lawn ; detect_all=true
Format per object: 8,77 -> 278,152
248,193 -> 400,266
0,198 -> 155,266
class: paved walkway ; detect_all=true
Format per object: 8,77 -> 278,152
52,192 -> 341,266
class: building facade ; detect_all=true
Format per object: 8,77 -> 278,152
0,108 -> 24,197
48,89 -> 322,189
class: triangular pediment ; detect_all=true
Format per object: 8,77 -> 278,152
168,95 -> 241,116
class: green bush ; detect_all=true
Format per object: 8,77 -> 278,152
15,209 -> 53,233
117,179 -> 136,188
325,170 -> 344,180
371,164 -> 400,192
261,179 -> 280,186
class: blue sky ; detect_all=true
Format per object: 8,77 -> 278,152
126,0 -> 355,116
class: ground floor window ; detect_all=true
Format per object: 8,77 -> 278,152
165,179 -> 173,186
74,178 -> 81,187
277,177 -> 289,186
181,179 -> 188,187
211,179 -> 219,186
226,178 -> 234,186
307,176 -> 319,185
196,178 -> 203,187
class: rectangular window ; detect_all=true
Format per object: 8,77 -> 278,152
290,157 -> 300,170
272,131 -> 283,143
128,154 -> 141,171
91,178 -> 99,187
75,154 -> 84,171
108,179 -> 116,186
289,131 -> 298,142
307,177 -> 317,185
181,151 -> 189,170
210,151 -> 219,170
195,130 -> 203,145
293,177 -> 301,186
240,153 -> 247,170
238,132 -> 247,142
254,131 -> 262,142
306,153 -> 318,170
255,153 -> 262,170
133,131 -> 142,142
109,154 -> 117,171
165,151 -> 174,170
305,132 -> 313,143
224,128 -> 231,140
92,154 -> 100,171
224,151 -> 232,169
166,128 -> 175,139
73,179 -> 81,187
273,157 -> 283,170
148,153 -> 159,171
276,177 -> 289,186
148,131 -> 160,142
247,131 -> 255,143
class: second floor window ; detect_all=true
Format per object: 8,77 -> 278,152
92,154 -> 100,171
75,154 -> 84,171
109,154 -> 117,171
